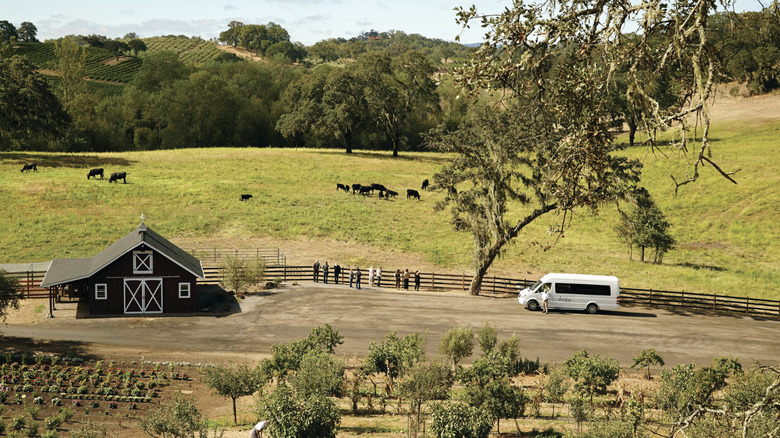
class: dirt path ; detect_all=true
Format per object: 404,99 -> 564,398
4,283 -> 779,368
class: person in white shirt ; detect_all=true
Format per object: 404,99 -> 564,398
376,267 -> 383,287
368,266 -> 375,286
541,285 -> 550,314
250,421 -> 266,438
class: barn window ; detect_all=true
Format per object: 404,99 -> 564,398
178,282 -> 191,299
95,283 -> 107,300
133,251 -> 153,274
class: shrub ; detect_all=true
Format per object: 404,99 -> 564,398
58,407 -> 75,422
11,415 -> 26,430
89,401 -> 99,408
41,430 -> 58,438
108,401 -> 117,409
24,423 -> 39,438
51,398 -> 62,406
0,419 -> 5,434
45,415 -> 61,430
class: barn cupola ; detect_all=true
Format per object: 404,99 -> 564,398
138,213 -> 148,235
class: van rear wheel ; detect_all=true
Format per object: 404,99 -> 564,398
586,303 -> 599,314
527,300 -> 540,312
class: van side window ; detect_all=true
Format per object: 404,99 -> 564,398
556,283 -> 611,296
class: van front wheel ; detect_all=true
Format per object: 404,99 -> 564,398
586,303 -> 599,314
527,300 -> 540,312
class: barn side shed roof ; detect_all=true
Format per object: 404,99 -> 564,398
41,225 -> 204,287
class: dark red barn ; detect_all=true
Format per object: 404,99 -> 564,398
41,224 -> 204,315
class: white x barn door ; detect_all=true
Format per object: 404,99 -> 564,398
123,279 -> 163,314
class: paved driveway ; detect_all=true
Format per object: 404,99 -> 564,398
3,283 -> 779,366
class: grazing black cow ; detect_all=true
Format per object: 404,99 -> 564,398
108,172 -> 127,183
87,168 -> 104,180
371,183 -> 387,192
351,183 -> 362,194
407,189 -> 421,200
21,163 -> 37,173
337,183 -> 349,192
385,189 -> 398,198
240,194 -> 253,201
421,179 -> 429,190
359,186 -> 373,195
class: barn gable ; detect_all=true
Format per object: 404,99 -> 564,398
41,224 -> 204,288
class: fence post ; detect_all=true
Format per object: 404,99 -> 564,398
432,273 -> 436,290
746,297 -> 750,314
649,289 -> 653,306
492,276 -> 496,294
462,274 -> 465,291
681,291 -> 685,307
713,294 -> 717,311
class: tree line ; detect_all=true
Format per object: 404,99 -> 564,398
1,11 -> 778,154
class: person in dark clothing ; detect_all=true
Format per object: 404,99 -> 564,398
333,263 -> 341,284
403,269 -> 410,290
356,268 -> 362,290
349,267 -> 354,288
414,271 -> 421,290
313,260 -> 320,282
323,262 -> 329,284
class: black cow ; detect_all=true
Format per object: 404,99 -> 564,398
108,172 -> 127,183
240,194 -> 253,201
87,168 -> 104,180
359,186 -> 373,195
407,189 -> 421,200
337,183 -> 349,192
371,183 -> 387,192
21,163 -> 37,173
351,183 -> 362,194
385,189 -> 398,198
421,179 -> 429,190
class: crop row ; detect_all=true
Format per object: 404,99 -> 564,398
13,43 -> 143,83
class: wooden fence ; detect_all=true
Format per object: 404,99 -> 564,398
182,247 -> 287,266
5,265 -> 779,318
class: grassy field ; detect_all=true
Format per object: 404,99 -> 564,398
1,120 -> 777,299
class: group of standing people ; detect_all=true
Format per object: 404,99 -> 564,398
313,261 -> 421,291
312,260 -> 343,285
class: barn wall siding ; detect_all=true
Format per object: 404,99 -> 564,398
87,244 -> 198,315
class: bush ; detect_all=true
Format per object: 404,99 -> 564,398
45,416 -> 62,430
24,423 -> 39,438
42,430 -> 59,438
11,415 -> 26,430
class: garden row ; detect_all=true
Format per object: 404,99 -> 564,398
14,42 -> 143,83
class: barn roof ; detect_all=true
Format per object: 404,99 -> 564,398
41,225 -> 204,287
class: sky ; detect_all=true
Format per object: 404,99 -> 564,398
3,0 -> 769,46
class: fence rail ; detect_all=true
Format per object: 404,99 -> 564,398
182,247 -> 287,267
5,263 -> 779,318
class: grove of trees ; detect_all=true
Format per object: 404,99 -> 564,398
155,323 -> 780,438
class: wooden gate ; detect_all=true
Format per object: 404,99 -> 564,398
123,278 -> 163,314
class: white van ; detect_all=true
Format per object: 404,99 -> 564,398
517,273 -> 620,314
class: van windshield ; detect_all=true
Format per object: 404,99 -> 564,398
529,280 -> 542,292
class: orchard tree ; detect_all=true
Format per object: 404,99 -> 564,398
439,325 -> 475,368
476,321 -> 497,354
257,384 -> 340,438
399,361 -> 453,437
203,362 -> 264,425
429,401 -> 493,438
432,0 -> 740,295
363,331 -> 426,384
631,349 -> 665,380
563,350 -> 621,405
219,255 -> 265,296
544,364 -> 570,417
292,350 -> 345,398
141,394 -> 219,438
0,270 -> 22,324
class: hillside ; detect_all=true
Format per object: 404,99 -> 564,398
1,92 -> 778,299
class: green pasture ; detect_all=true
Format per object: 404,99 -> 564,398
1,120 -> 777,299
